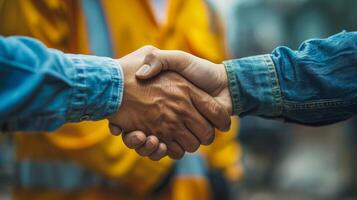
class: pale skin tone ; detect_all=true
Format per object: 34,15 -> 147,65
110,47 -> 233,161
108,46 -> 231,159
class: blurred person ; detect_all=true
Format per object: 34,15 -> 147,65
0,0 -> 241,200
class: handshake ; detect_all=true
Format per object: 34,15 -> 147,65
107,46 -> 233,161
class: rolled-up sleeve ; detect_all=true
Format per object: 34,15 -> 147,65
224,55 -> 283,117
0,36 -> 124,132
224,31 -> 357,125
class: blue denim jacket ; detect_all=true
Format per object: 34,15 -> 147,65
224,31 -> 357,126
0,36 -> 123,132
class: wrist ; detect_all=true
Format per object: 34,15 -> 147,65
115,59 -> 126,111
217,63 -> 233,115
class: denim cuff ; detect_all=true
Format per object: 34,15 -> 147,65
223,55 -> 283,117
66,54 -> 124,122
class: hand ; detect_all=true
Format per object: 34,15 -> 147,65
120,48 -> 233,160
108,46 -> 231,159
136,49 -> 232,114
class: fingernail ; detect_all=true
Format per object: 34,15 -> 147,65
136,64 -> 151,76
110,125 -> 122,136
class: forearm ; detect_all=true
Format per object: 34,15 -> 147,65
224,31 -> 357,125
0,36 -> 123,132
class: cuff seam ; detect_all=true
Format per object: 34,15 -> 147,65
107,60 -> 124,115
65,55 -> 123,122
66,58 -> 85,122
223,60 -> 242,115
265,55 -> 283,116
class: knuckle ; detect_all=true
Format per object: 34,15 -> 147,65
201,127 -> 215,145
144,51 -> 159,63
216,110 -> 231,131
176,151 -> 185,159
169,151 -> 184,159
168,149 -> 184,160
141,45 -> 157,51
145,52 -> 156,60
182,134 -> 200,153
187,143 -> 200,153
223,117 -> 232,131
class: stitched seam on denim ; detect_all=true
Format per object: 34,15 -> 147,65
65,58 -> 77,122
284,97 -> 357,110
264,55 -> 283,116
223,60 -> 242,114
106,60 -> 122,116
66,57 -> 85,122
66,56 -> 122,121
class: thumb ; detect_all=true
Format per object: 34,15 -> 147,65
135,49 -> 223,97
135,50 -> 191,79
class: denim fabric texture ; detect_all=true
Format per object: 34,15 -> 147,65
0,36 -> 123,132
224,31 -> 357,125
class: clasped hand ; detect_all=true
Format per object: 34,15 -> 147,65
108,46 -> 232,160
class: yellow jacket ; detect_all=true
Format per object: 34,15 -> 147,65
0,0 -> 242,197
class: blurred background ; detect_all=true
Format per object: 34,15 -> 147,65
0,0 -> 357,199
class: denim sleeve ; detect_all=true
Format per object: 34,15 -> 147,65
224,31 -> 357,126
0,36 -> 124,132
